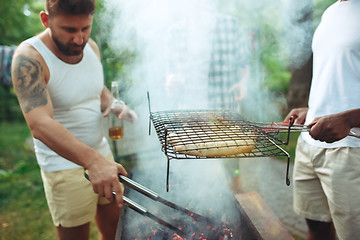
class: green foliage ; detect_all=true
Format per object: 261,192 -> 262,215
248,0 -> 334,97
275,132 -> 301,162
258,24 -> 292,95
0,0 -> 44,46
91,1 -> 137,90
0,85 -> 24,122
262,55 -> 291,93
0,0 -> 44,122
314,0 -> 336,25
0,122 -> 33,175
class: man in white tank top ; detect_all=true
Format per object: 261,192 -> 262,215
11,0 -> 137,239
284,0 -> 360,239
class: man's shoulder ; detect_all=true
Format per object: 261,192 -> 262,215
15,31 -> 51,58
12,36 -> 50,81
87,38 -> 100,59
13,40 -> 44,64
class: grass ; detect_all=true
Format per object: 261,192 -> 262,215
0,121 -> 55,240
0,121 -> 99,240
282,132 -> 300,162
273,132 -> 300,163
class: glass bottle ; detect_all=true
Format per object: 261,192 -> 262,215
108,81 -> 124,140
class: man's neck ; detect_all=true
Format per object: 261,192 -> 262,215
39,29 -> 84,64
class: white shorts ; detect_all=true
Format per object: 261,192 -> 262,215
40,154 -> 117,227
293,136 -> 360,240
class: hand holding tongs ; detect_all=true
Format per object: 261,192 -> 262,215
262,122 -> 360,138
84,171 -> 212,235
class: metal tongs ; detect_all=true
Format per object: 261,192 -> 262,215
84,171 -> 212,235
262,122 -> 360,138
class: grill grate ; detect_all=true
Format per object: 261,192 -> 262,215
151,110 -> 290,159
149,109 -> 294,191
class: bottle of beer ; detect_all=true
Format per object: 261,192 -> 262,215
108,81 -> 124,140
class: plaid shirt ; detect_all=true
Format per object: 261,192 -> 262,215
165,14 -> 250,109
208,15 -> 250,109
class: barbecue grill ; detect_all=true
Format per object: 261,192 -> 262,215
147,93 -> 296,191
147,92 -> 360,191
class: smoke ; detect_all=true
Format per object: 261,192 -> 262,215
102,0 -> 313,117
100,0 -> 314,236
283,0 -> 314,70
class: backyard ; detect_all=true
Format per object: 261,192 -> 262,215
0,0 -> 334,239
0,121 -> 56,239
0,122 -> 103,239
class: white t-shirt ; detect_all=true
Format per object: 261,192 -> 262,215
302,0 -> 360,148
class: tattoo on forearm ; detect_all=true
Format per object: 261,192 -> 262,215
13,55 -> 48,113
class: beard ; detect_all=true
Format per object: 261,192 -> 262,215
52,34 -> 87,56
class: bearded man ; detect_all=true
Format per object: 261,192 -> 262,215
11,0 -> 137,239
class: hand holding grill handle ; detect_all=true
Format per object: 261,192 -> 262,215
307,117 -> 360,142
267,123 -> 360,139
284,108 -> 360,142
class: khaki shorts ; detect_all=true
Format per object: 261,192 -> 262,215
41,154 -> 118,227
294,136 -> 360,240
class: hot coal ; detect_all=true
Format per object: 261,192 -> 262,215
121,208 -> 235,240
118,178 -> 255,239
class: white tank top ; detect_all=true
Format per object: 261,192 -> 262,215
25,36 -> 111,172
302,0 -> 360,148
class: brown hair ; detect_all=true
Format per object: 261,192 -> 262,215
45,0 -> 95,17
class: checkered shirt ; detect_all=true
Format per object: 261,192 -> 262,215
208,15 -> 250,109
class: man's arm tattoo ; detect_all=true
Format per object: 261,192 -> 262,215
12,55 -> 48,113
